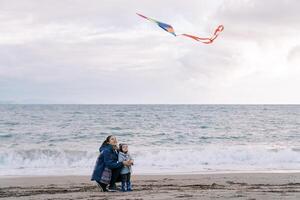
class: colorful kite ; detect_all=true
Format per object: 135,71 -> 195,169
136,13 -> 224,44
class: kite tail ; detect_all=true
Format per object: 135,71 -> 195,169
180,25 -> 224,44
180,34 -> 212,44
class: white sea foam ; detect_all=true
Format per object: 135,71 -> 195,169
0,145 -> 299,176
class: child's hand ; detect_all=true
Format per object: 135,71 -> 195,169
129,160 -> 134,165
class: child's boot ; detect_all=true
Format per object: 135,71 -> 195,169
121,181 -> 126,192
126,181 -> 132,192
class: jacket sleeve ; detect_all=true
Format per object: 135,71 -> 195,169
118,153 -> 125,162
129,153 -> 134,165
103,150 -> 123,169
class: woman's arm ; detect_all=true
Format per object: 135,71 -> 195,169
103,150 -> 123,169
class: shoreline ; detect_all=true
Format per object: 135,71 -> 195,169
1,173 -> 300,199
1,170 -> 300,179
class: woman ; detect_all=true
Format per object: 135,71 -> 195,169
91,135 -> 132,192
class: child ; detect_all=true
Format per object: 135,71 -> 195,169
118,143 -> 133,192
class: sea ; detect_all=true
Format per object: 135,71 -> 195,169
0,104 -> 299,176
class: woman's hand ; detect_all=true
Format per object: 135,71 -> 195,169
122,160 -> 132,166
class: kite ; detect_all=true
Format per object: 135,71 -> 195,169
136,13 -> 224,44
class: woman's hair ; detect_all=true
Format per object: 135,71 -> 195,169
119,143 -> 128,153
100,135 -> 113,148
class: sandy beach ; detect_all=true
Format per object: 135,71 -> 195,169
1,173 -> 300,199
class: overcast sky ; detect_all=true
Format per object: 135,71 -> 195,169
0,0 -> 299,104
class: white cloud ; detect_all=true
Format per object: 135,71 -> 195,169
0,0 -> 299,103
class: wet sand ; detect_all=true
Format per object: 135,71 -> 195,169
1,173 -> 300,199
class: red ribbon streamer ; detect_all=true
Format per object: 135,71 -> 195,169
181,25 -> 224,44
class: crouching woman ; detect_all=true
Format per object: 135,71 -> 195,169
91,135 -> 132,192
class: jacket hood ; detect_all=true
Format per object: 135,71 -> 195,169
99,144 -> 113,152
119,151 -> 128,156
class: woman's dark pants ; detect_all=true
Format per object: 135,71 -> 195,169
109,167 -> 122,189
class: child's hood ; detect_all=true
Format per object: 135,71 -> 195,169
119,151 -> 129,156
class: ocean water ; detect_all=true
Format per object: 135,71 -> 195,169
0,104 -> 299,176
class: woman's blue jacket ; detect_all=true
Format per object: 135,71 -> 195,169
91,144 -> 123,182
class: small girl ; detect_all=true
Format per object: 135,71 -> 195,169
118,143 -> 133,192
